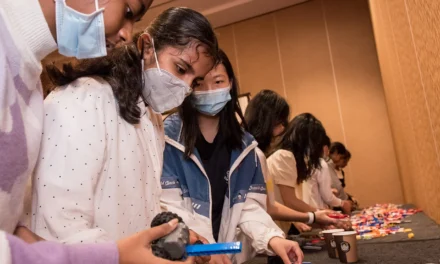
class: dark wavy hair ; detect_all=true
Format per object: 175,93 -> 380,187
46,7 -> 218,124
330,142 -> 347,156
323,134 -> 331,148
245,90 -> 290,154
179,49 -> 245,158
345,150 -> 352,160
277,113 -> 328,184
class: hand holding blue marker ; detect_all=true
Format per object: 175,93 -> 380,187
150,212 -> 242,260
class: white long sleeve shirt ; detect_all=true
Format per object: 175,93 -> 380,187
31,77 -> 164,243
327,160 -> 349,200
302,158 -> 342,209
0,0 -> 57,233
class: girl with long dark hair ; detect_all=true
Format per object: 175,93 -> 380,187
31,7 -> 218,248
266,113 -> 328,234
245,90 -> 290,155
160,50 -> 304,264
245,92 -> 336,229
302,136 -> 353,214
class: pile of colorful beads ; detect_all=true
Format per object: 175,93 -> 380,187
350,204 -> 421,240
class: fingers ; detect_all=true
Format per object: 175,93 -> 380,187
189,230 -> 199,244
291,243 -> 304,264
278,248 -> 291,264
209,254 -> 231,264
189,230 -> 209,244
184,257 -> 196,264
155,256 -> 195,264
316,211 -> 337,225
324,215 -> 338,225
222,254 -> 232,264
142,219 -> 179,244
199,236 -> 209,244
195,256 -> 210,264
279,242 -> 304,264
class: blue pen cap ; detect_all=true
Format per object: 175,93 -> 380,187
185,242 -> 242,256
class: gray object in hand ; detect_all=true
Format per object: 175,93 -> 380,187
155,222 -> 190,259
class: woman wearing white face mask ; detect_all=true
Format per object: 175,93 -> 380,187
31,7 -> 218,248
160,50 -> 304,264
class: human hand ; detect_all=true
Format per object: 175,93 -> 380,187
341,200 -> 353,215
117,219 -> 195,264
268,237 -> 304,264
293,222 -> 312,233
14,226 -> 44,244
209,254 -> 232,264
189,230 -> 211,264
334,219 -> 352,231
315,210 -> 338,226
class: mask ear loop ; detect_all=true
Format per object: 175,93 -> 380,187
94,0 -> 99,10
140,39 -> 145,71
151,38 -> 163,76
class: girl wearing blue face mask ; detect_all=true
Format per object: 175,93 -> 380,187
161,50 -> 304,264
29,8 -> 217,264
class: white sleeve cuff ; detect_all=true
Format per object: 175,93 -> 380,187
260,228 -> 285,256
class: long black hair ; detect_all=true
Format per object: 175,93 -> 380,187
245,90 -> 290,154
329,142 -> 347,156
180,49 -> 245,158
46,7 -> 218,124
277,113 -> 328,184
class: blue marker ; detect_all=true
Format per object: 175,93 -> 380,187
185,242 -> 242,256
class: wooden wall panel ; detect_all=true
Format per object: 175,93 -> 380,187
274,1 -> 345,143
323,0 -> 403,205
405,0 -> 440,221
215,0 -> 403,207
233,14 -> 285,98
370,0 -> 416,204
215,26 -> 240,82
369,0 -> 440,222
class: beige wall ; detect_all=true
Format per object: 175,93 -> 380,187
216,0 -> 404,207
369,0 -> 440,223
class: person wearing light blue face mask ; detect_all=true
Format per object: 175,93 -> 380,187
161,49 -> 305,264
191,87 -> 232,116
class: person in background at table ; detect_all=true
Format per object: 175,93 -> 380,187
337,150 -> 351,188
161,49 -> 304,264
330,148 -> 359,211
0,0 -> 194,263
245,90 -> 290,156
328,142 -> 350,201
245,91 -> 337,227
302,135 -> 352,214
30,7 -> 217,263
266,113 -> 329,236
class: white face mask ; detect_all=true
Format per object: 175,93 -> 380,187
142,38 -> 192,113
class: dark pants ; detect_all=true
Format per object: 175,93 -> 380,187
267,224 -> 300,264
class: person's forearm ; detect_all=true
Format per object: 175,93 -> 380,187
267,202 -> 309,222
4,232 -> 118,264
284,198 -> 317,213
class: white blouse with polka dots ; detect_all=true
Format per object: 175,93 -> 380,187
31,77 -> 164,244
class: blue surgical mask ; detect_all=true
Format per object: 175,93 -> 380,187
55,0 -> 107,59
192,87 -> 232,116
